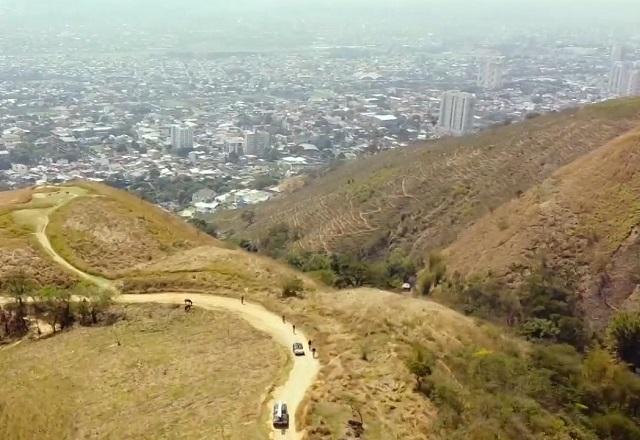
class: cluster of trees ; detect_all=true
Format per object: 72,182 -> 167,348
404,254 -> 640,439
407,341 -> 640,439
285,248 -> 416,289
430,260 -> 591,349
256,223 -> 418,289
0,272 -> 114,341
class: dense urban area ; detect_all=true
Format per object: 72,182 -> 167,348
1,25 -> 639,217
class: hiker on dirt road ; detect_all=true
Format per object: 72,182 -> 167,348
292,324 -> 296,334
282,315 -> 286,324
241,296 -> 244,305
308,340 -> 312,349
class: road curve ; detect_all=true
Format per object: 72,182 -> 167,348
8,188 -> 321,440
118,294 -> 320,440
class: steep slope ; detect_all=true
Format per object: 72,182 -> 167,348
444,126 -> 640,325
214,98 -> 640,261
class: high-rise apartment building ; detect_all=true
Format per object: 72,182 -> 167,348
611,44 -> 625,62
437,91 -> 475,136
478,57 -> 504,90
609,62 -> 640,97
170,124 -> 194,149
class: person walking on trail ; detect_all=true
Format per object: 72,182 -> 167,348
282,315 -> 286,324
312,347 -> 317,358
241,296 -> 244,305
308,340 -> 312,349
292,324 -> 296,334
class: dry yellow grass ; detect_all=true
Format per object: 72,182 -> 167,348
0,304 -> 287,440
0,187 -> 78,288
445,127 -> 640,325
47,182 -> 218,278
118,245 -> 319,296
227,287 -> 519,440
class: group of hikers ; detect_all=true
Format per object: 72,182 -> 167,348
184,296 -> 318,358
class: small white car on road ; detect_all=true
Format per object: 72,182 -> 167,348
292,342 -> 305,356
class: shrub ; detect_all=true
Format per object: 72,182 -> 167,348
592,412 -> 640,440
608,311 -> 640,370
416,252 -> 446,295
281,277 -> 304,298
406,345 -> 436,388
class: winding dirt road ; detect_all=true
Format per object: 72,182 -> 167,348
6,187 -> 321,440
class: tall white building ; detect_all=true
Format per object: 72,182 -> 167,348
609,62 -> 640,97
611,44 -> 625,62
170,124 -> 194,149
478,57 -> 504,90
628,69 -> 640,96
438,91 -> 475,136
244,131 -> 271,155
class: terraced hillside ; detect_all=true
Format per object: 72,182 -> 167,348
214,98 -> 640,260
444,126 -> 640,326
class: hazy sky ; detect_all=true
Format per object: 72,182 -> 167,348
3,0 -> 639,22
1,0 -> 638,52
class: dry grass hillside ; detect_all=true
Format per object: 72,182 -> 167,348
117,245 -> 319,296
241,287 -> 533,440
0,187 -> 77,288
47,181 -> 219,278
214,98 -> 640,260
0,304 -> 286,440
444,126 -> 640,326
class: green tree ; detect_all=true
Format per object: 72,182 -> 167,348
37,286 -> 74,333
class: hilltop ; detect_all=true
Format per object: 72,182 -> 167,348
213,98 -> 640,264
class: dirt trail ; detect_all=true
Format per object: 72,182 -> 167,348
6,186 -> 320,440
118,294 -> 320,440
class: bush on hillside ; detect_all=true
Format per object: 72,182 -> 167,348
281,277 -> 304,298
406,345 -> 436,389
409,342 -> 640,440
260,223 -> 301,258
608,311 -> 640,370
416,252 -> 446,295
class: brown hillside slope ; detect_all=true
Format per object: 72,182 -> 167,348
0,187 -> 77,288
47,181 -> 220,278
444,127 -> 640,326
214,98 -> 640,260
